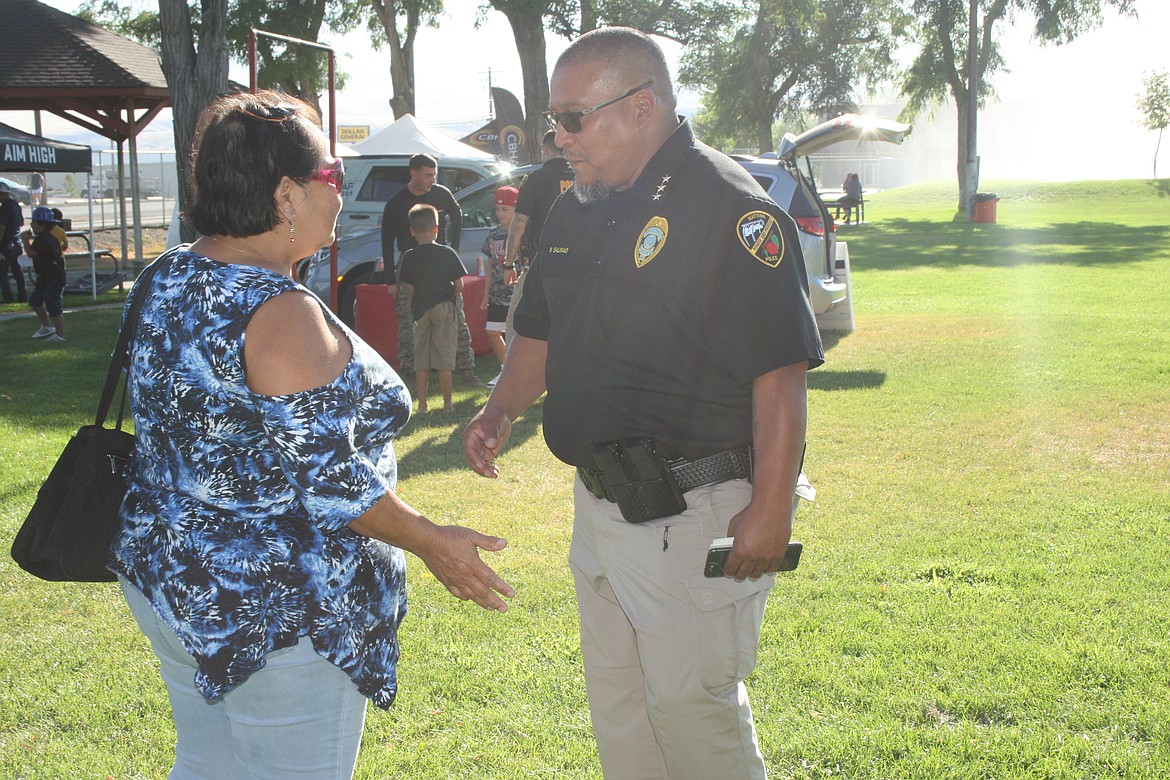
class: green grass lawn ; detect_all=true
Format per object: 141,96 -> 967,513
2,179 -> 1168,778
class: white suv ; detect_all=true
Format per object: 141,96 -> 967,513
737,113 -> 911,315
333,154 -> 511,241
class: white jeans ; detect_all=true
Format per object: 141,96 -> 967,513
569,478 -> 774,780
120,579 -> 368,779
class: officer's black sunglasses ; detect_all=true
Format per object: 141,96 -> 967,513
542,80 -> 653,134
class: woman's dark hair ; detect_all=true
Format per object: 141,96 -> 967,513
185,90 -> 323,238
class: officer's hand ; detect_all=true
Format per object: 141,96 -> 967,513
463,405 -> 512,478
723,504 -> 792,581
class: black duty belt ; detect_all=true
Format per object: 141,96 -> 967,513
577,442 -> 753,519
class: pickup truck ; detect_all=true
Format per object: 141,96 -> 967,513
82,172 -> 161,199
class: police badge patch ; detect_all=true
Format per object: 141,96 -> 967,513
635,216 -> 669,267
736,211 -> 785,268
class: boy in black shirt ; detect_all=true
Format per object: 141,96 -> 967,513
22,206 -> 67,343
397,204 -> 465,415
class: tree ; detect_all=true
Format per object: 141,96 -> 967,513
226,0 -> 368,117
368,0 -> 442,119
680,0 -> 908,154
158,0 -> 231,242
1136,69 -> 1170,179
901,0 -> 1136,214
565,0 -> 741,44
506,0 -> 741,160
485,0 -> 557,162
77,0 -> 162,47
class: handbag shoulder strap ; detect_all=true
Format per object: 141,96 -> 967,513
94,248 -> 176,428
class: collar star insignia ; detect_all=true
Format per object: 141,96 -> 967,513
653,175 -> 672,201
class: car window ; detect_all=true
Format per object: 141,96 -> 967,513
441,168 -> 484,193
356,166 -> 409,202
750,174 -> 778,198
750,168 -> 818,219
460,183 -> 502,228
458,172 -> 524,228
785,185 -> 819,219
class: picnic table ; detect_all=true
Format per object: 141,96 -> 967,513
62,230 -> 125,295
819,189 -> 866,225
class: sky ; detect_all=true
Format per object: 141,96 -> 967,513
7,0 -> 1170,183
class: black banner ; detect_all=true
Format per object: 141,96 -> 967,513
0,122 -> 92,173
459,88 -> 530,165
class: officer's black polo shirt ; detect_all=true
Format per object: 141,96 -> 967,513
514,120 -> 824,469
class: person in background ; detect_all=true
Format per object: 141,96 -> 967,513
28,171 -> 45,207
479,186 -> 518,387
503,130 -> 574,344
464,28 -> 822,780
837,172 -> 862,224
111,91 -> 513,779
0,182 -> 27,303
380,153 -> 481,386
398,203 -> 466,416
22,206 -> 66,342
49,208 -> 69,252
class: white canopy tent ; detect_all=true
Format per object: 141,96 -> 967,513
350,114 -> 494,159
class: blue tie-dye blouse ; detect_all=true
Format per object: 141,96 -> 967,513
110,248 -> 412,710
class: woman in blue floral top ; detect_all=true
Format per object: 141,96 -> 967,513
110,91 -> 514,779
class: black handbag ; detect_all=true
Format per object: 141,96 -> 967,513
10,259 -> 162,582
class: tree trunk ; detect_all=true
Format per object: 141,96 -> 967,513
1155,127 -> 1162,179
372,0 -> 418,118
749,0 -> 774,154
158,0 -> 230,242
497,3 -> 550,163
955,96 -> 975,214
580,0 -> 597,32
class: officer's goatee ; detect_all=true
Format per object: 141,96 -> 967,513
572,178 -> 611,205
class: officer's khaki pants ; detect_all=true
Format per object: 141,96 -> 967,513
569,477 -> 772,780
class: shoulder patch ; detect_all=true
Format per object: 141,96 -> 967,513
736,210 -> 785,268
635,216 -> 669,268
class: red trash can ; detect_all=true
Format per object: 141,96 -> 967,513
973,192 -> 999,223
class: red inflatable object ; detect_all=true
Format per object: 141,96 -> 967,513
354,276 -> 491,369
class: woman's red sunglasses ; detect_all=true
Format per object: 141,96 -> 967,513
301,159 -> 345,193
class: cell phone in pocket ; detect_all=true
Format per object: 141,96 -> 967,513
703,537 -> 802,578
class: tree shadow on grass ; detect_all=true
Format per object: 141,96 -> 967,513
809,369 -> 886,392
395,395 -> 545,478
1147,179 -> 1170,198
845,219 -> 1170,272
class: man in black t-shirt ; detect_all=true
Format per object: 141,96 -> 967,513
0,183 -> 27,303
465,28 -> 823,780
380,154 -> 479,384
505,130 -> 574,271
503,132 -> 575,342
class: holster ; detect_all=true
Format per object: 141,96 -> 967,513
587,438 -> 688,523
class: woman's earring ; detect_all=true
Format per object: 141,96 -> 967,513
288,213 -> 296,243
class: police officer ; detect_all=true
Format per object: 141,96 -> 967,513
464,27 -> 823,780
503,130 -> 574,344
